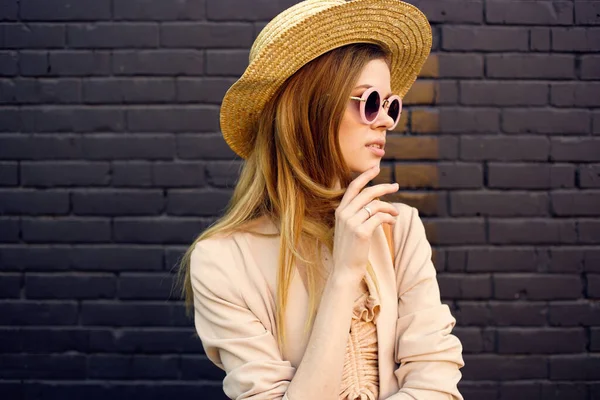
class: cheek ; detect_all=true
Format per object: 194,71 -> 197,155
339,108 -> 363,151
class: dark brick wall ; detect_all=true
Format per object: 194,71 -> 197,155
0,1 -> 599,399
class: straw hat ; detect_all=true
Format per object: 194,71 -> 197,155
220,0 -> 432,159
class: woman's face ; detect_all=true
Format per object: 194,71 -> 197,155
339,58 -> 399,174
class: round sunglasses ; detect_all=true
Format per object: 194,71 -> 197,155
349,87 -> 402,130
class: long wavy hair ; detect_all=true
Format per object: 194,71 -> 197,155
176,43 -> 391,348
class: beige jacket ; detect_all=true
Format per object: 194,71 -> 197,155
191,203 -> 464,400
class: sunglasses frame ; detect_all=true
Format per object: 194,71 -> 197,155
349,86 -> 402,130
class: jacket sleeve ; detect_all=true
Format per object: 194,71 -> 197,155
385,205 -> 464,400
190,238 -> 296,400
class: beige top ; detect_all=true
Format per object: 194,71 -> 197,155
191,203 -> 464,400
340,278 -> 380,400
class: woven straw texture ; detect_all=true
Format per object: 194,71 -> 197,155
220,0 -> 432,159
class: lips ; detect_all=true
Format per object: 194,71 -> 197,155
365,139 -> 385,150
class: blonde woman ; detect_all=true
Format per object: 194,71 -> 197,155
177,1 -> 464,399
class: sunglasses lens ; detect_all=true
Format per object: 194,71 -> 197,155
364,91 -> 380,121
388,99 -> 400,122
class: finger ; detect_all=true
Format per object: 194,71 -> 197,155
338,166 -> 380,210
346,183 -> 399,215
359,212 -> 397,237
351,200 -> 398,223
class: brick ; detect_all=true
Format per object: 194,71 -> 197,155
3,23 -> 66,48
462,355 -> 547,380
419,54 -> 439,78
153,162 -> 206,187
127,106 -> 219,132
551,138 -> 600,162
176,78 -> 236,104
452,327 -> 488,353
503,108 -> 589,135
132,355 -> 179,379
206,160 -> 243,188
177,133 -> 238,160
549,301 -> 600,325
552,190 -> 600,216
161,22 -> 254,48
459,382 -> 498,399
440,107 -> 499,133
21,162 -> 110,187
47,51 -> 111,76
0,107 -> 21,131
117,273 -> 177,300
578,164 -> 600,188
394,163 -> 482,189
590,275 -> 600,299
575,1 -> 600,25
450,191 -> 548,217
0,162 -> 18,186
0,300 -> 78,325
550,355 -> 600,380
206,50 -> 250,76
167,189 -> 232,216
551,82 -> 600,107
385,136 -> 442,160
434,80 -> 458,105
548,248 -> 586,273
498,382 -> 540,400
403,81 -> 435,105
487,54 -> 575,79
424,218 -> 486,245
460,81 -> 548,106
494,274 -> 582,300
442,26 -> 528,51
448,247 -> 539,273
3,78 -> 81,104
67,23 -> 158,49
22,217 -> 111,243
70,246 -> 164,272
72,189 -> 165,216
82,135 -> 175,160
489,219 -> 577,244
4,328 -> 91,353
112,162 -> 153,187
18,51 -> 49,76
113,218 -> 209,244
497,327 -> 585,354
593,328 -> 600,352
0,0 -> 18,20
542,383 -> 588,400
0,245 -> 71,271
101,328 -> 204,353
0,189 -> 69,215
0,273 -> 20,298
386,192 -> 446,217
113,50 -> 204,76
410,109 -> 440,134
460,136 -> 549,161
25,273 -> 116,299
206,0 -> 289,21
552,28 -> 600,51
181,356 -> 227,380
438,274 -> 492,300
530,27 -> 550,51
0,354 -> 86,379
0,134 -> 81,161
113,0 -> 205,20
83,78 -> 176,104
21,106 -> 125,133
486,1 -> 573,25
0,52 -> 18,76
581,55 -> 600,79
80,301 -> 187,326
87,354 -> 131,379
488,163 -> 575,189
438,53 -> 484,78
580,220 -> 600,244
413,0 -> 484,23
594,111 -> 600,135
20,0 -> 111,21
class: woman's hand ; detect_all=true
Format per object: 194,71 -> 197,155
332,165 -> 399,283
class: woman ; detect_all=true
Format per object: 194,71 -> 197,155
177,1 -> 464,399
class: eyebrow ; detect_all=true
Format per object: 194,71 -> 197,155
353,84 -> 393,98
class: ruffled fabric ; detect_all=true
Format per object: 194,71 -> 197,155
339,280 -> 380,400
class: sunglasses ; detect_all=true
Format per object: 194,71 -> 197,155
349,87 -> 402,130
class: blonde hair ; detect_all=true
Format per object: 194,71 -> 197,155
176,43 -> 391,348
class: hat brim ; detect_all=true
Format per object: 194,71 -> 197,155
220,0 -> 432,159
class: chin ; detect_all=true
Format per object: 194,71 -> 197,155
349,159 -> 381,177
